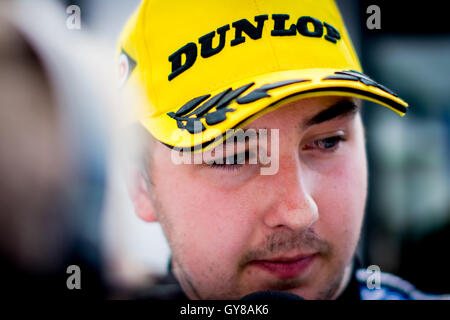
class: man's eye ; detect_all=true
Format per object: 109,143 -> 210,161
207,163 -> 244,171
206,150 -> 251,171
303,136 -> 345,152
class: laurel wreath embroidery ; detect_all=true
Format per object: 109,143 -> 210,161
323,70 -> 399,97
167,80 -> 309,134
167,83 -> 257,134
167,70 -> 400,134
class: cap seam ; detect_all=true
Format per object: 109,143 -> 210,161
142,0 -> 159,109
331,0 -> 362,71
252,0 -> 281,70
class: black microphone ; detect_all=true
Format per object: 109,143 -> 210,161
241,290 -> 304,300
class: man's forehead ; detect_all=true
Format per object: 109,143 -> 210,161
241,96 -> 360,132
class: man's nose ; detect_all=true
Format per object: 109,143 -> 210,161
262,155 -> 319,231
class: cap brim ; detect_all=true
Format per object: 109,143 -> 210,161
141,68 -> 408,152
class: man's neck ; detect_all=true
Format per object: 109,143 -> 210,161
331,261 -> 354,299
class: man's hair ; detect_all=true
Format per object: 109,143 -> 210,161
124,123 -> 155,191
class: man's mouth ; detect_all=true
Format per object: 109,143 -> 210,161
248,253 -> 317,279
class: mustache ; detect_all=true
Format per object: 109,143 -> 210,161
240,228 -> 332,266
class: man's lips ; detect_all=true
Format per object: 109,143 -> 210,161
248,253 -> 317,279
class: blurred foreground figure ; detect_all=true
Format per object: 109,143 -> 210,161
0,0 -> 111,298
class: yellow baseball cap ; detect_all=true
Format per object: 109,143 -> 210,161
117,0 -> 408,152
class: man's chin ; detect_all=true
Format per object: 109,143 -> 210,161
263,281 -> 341,300
236,285 -> 315,300
237,268 -> 346,300
235,276 -> 310,299
287,267 -> 350,300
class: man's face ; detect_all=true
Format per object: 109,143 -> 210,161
138,96 -> 367,299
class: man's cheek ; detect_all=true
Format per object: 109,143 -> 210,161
167,188 -> 250,254
315,164 -> 365,241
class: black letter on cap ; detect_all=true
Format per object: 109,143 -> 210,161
271,14 -> 296,36
168,42 -> 197,81
231,15 -> 269,46
323,22 -> 341,43
199,25 -> 230,58
296,16 -> 324,37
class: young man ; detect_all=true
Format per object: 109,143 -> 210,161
117,0 -> 446,299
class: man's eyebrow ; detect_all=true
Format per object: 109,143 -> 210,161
222,128 -> 265,144
304,99 -> 359,128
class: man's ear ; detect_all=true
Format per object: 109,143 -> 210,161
126,170 -> 157,222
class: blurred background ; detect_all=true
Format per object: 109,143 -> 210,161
344,0 -> 450,294
1,0 -> 449,297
